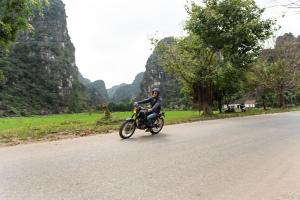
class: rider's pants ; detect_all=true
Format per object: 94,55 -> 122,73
147,112 -> 158,127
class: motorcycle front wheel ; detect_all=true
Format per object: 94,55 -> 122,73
119,120 -> 136,139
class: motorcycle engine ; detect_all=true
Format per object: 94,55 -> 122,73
137,121 -> 146,129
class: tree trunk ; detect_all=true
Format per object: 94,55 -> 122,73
202,100 -> 213,116
278,93 -> 284,108
217,97 -> 223,113
201,84 -> 213,116
262,95 -> 267,110
263,99 -> 267,110
197,85 -> 202,115
277,87 -> 285,108
198,99 -> 202,115
193,83 -> 213,116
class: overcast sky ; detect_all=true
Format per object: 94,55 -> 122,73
62,0 -> 300,88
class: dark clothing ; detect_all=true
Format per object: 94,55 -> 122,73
137,97 -> 162,114
147,112 -> 158,124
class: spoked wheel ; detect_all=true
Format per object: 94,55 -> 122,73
150,118 -> 164,135
119,121 -> 136,139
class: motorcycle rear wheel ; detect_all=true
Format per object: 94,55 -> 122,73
151,118 -> 164,135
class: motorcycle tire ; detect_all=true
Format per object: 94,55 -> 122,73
150,118 -> 164,135
119,120 -> 136,139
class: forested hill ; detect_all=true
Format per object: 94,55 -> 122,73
138,38 -> 185,108
0,0 -> 182,117
109,38 -> 186,108
0,0 -> 108,116
108,72 -> 144,103
107,83 -> 128,99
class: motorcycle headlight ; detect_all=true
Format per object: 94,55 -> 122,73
133,108 -> 136,113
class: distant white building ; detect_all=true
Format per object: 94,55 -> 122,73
223,104 -> 240,109
245,100 -> 256,108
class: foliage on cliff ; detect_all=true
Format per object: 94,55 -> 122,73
0,0 -> 88,116
139,38 -> 187,109
108,72 -> 144,103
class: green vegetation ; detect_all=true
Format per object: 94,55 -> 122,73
250,33 -> 300,108
108,72 -> 144,103
0,111 -> 197,144
0,0 -> 47,51
2,0 -> 298,118
1,108 -> 300,146
0,0 -> 47,86
1,0 -> 300,146
0,0 -> 103,117
154,0 -> 275,115
0,0 -> 117,117
0,70 -> 4,82
86,80 -> 109,106
0,112 -> 124,144
139,38 -> 186,109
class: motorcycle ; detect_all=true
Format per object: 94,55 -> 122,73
119,104 -> 165,139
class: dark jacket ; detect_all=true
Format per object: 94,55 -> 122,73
137,97 -> 162,114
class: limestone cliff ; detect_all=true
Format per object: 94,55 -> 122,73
0,0 -> 86,116
109,72 -> 144,102
139,38 -> 184,108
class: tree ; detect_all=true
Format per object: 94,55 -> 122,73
252,34 -> 300,108
0,0 -> 47,82
0,0 -> 47,52
253,60 -> 300,108
156,35 -> 219,115
213,63 -> 243,113
156,0 -> 274,115
185,0 -> 275,69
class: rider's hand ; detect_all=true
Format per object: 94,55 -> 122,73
148,109 -> 152,112
134,102 -> 138,106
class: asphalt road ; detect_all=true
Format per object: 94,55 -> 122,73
1,112 -> 300,200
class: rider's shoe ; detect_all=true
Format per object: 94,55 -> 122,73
145,128 -> 151,132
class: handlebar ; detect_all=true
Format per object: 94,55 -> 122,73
134,103 -> 148,112
134,104 -> 144,110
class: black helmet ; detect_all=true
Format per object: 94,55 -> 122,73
152,88 -> 160,96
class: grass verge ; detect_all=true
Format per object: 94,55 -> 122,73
0,107 -> 299,146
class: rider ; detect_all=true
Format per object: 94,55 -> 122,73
135,88 -> 162,129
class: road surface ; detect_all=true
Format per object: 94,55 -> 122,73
1,112 -> 300,200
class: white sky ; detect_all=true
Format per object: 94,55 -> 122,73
62,0 -> 300,88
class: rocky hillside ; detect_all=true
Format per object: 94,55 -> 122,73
78,74 -> 109,106
139,38 -> 184,108
0,0 -> 91,116
78,73 -> 91,86
85,80 -> 109,106
108,72 -> 144,102
0,1 -> 189,116
107,83 -> 127,99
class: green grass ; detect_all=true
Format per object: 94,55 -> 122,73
0,107 -> 300,145
0,111 -> 199,143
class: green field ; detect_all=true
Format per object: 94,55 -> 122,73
1,108 -> 299,146
0,111 -> 201,144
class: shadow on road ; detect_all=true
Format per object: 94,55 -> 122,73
121,132 -> 169,143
